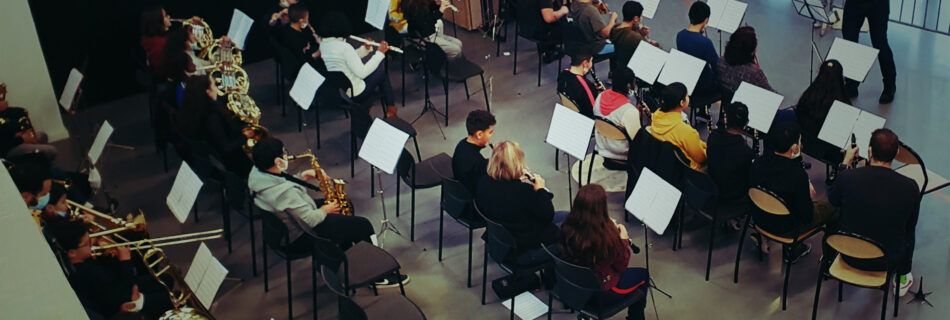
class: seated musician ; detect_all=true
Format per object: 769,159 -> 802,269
7,152 -> 52,212
717,26 -> 773,94
610,1 -> 660,73
317,12 -> 398,119
793,60 -> 849,165
0,83 -> 58,160
476,141 -> 568,263
557,54 -> 599,117
593,68 -> 642,161
749,122 -> 838,264
706,102 -> 754,205
651,83 -> 707,170
566,0 -> 617,58
276,3 -> 323,71
401,0 -> 463,60
50,220 -> 173,319
163,28 -> 198,83
247,137 -> 408,287
176,75 -> 254,177
676,1 -> 719,102
515,0 -> 569,63
453,110 -> 495,195
266,0 -> 299,27
829,128 -> 919,296
140,6 -> 173,79
559,184 -> 648,320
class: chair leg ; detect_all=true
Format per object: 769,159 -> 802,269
311,258 -> 318,320
734,215 -> 751,283
438,210 -> 445,261
444,78 -> 450,127
464,80 -> 471,100
401,52 -> 406,106
482,246 -> 488,305
371,169 -> 375,198
554,149 -> 559,171
513,30 -> 518,75
838,280 -> 843,302
315,106 -> 321,149
350,133 -> 356,178
705,214 -> 717,281
395,177 -> 399,216
586,154 -> 595,185
782,256 -> 793,310
249,198 -> 258,277
410,186 -> 416,241
263,244 -> 269,292
479,74 -> 490,112
811,262 -> 824,320
222,187 -> 232,254
468,228 -> 474,288
881,275 -> 890,320
398,270 -> 407,296
287,259 -> 293,320
537,43 -> 542,87
510,295 -> 515,320
547,292 -> 553,320
893,274 -> 899,317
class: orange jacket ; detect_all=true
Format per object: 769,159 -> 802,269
650,110 -> 707,170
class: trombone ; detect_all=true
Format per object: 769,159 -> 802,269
67,200 -> 145,242
91,229 -> 224,256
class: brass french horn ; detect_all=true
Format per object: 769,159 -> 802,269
178,18 -> 214,52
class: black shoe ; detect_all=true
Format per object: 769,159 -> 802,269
783,243 -> 812,264
845,85 -> 859,99
879,90 -> 895,104
374,273 -> 410,288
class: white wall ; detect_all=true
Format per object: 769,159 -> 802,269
0,0 -> 68,141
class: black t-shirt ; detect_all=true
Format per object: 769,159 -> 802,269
69,260 -> 136,318
748,153 -> 813,235
517,0 -> 559,38
0,106 -> 31,156
476,174 -> 557,257
452,138 -> 487,194
706,130 -> 754,204
557,70 -> 596,117
276,25 -> 320,71
406,2 -> 443,38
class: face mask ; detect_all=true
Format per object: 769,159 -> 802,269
30,193 -> 50,211
300,23 -> 308,29
56,210 -> 68,218
276,158 -> 289,172
190,42 -> 199,51
791,145 -> 802,158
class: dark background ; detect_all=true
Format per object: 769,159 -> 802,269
28,0 -> 377,105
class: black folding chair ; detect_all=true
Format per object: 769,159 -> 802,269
321,265 -> 426,320
395,151 -> 452,241
259,211 -> 319,320
437,177 -> 486,287
681,168 -> 750,280
424,42 -> 491,126
811,232 -> 898,319
541,246 -> 647,320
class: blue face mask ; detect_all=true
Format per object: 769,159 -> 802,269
30,193 -> 50,211
56,210 -> 68,218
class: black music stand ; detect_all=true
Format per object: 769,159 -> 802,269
358,119 -> 411,248
792,0 -> 839,80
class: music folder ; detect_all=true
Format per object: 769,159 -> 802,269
627,41 -> 668,85
817,100 -> 886,150
227,9 -> 254,50
826,37 -> 880,82
184,243 -> 229,309
625,167 -> 681,235
656,49 -> 705,95
639,0 -> 661,19
731,82 -> 783,133
545,103 -> 595,160
166,161 -> 204,224
359,118 -> 410,174
59,68 -> 83,111
289,64 -> 326,110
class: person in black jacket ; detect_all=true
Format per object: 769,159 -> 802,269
453,110 -> 495,194
706,102 -> 753,204
476,141 -> 568,262
557,54 -> 599,117
401,0 -> 463,60
828,128 -> 919,296
176,76 -> 254,177
276,3 -> 323,72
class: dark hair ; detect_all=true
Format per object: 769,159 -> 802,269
288,3 -> 309,23
570,54 -> 592,67
724,102 -> 750,130
622,1 -> 644,22
163,27 -> 195,82
317,11 -> 353,38
688,1 -> 711,25
141,6 -> 167,37
50,220 -> 87,251
796,59 -> 846,124
869,128 -> 899,162
251,137 -> 285,171
401,0 -> 434,18
177,76 -> 233,139
558,184 -> 625,268
8,153 -> 51,195
465,110 -> 496,136
610,67 -> 636,94
724,26 -> 757,66
660,82 -> 687,112
766,122 -> 802,153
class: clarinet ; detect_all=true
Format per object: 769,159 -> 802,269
589,69 -> 606,92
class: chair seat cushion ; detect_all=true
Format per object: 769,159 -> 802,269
444,58 -> 483,81
585,286 -> 647,318
829,255 -> 887,287
343,242 -> 401,287
384,116 -> 418,137
755,225 -> 821,244
412,153 -> 453,188
896,164 -> 950,194
358,295 -> 426,320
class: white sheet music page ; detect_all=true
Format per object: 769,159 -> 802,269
359,118 -> 410,174
627,41 -> 668,85
289,64 -> 325,110
227,9 -> 254,50
717,1 -> 748,34
826,37 -> 879,82
624,168 -> 681,235
731,82 -> 783,133
706,0 -> 727,31
851,111 -> 886,149
639,0 -> 661,19
656,49 -> 705,95
59,68 -> 83,111
818,101 -> 862,149
166,162 -> 204,224
545,104 -> 595,160
501,292 -> 548,320
185,243 -> 228,309
365,0 -> 389,30
87,121 -> 114,164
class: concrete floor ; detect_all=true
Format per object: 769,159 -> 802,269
52,0 -> 950,319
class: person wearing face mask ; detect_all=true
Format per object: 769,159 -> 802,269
557,54 -> 600,117
8,152 -> 52,212
276,3 -> 323,72
593,68 -> 643,161
177,75 -> 254,177
748,122 -> 839,264
267,0 -> 299,27
651,83 -> 707,171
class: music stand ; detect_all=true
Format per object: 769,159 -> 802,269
625,167 -> 679,301
358,118 -> 411,248
545,104 -> 595,206
410,49 -> 447,139
792,0 -> 838,80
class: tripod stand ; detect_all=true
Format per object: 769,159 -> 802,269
793,0 -> 837,80
373,166 -> 405,249
411,47 -> 447,139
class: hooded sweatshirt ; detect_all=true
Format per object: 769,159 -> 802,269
248,166 -> 327,244
650,110 -> 707,170
593,90 -> 641,160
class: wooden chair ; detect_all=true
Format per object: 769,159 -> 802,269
586,118 -> 633,185
893,141 -> 950,195
811,232 -> 899,319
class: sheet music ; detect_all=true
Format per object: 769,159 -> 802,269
627,41 -> 668,85
59,68 -> 83,111
365,0 -> 389,30
718,1 -> 748,34
851,110 -> 886,150
656,49 -> 705,95
817,101 -> 862,149
166,162 -> 204,224
545,104 -> 595,160
826,37 -> 879,82
706,0 -> 726,31
624,168 -> 681,235
358,118 -> 410,174
289,64 -> 326,110
185,243 -> 229,309
731,82 -> 783,133
639,0 -> 660,19
501,292 -> 548,320
87,121 -> 113,164
226,9 -> 254,50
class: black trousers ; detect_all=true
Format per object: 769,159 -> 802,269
842,0 -> 896,90
287,214 -> 376,252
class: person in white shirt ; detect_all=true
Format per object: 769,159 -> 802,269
592,68 -> 642,160
318,12 -> 397,118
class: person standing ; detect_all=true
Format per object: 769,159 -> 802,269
841,0 -> 897,104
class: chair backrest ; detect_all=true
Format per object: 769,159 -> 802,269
826,232 -> 886,260
320,265 -> 369,320
441,178 -> 473,221
259,208 -> 292,250
748,186 -> 790,215
396,149 -> 416,181
683,168 -> 718,213
559,93 -> 581,113
274,43 -> 302,80
424,41 -> 448,75
594,118 -> 630,141
895,142 -> 928,193
541,246 -> 601,311
310,234 -> 346,272
474,200 -> 517,263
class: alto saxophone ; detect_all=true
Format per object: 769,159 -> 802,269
288,150 -> 354,216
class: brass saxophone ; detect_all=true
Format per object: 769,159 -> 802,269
288,150 -> 354,216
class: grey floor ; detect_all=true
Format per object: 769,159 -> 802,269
52,0 -> 950,319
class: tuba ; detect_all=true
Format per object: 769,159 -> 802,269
288,150 -> 354,216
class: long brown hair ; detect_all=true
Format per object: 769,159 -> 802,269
401,0 -> 434,17
559,184 -> 625,267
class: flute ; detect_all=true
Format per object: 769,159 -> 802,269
349,35 -> 404,54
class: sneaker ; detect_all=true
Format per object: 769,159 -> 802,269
783,243 -> 811,264
374,273 -> 410,288
896,272 -> 913,297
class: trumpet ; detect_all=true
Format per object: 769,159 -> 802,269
92,229 -> 224,256
349,35 -> 404,54
67,200 -> 146,239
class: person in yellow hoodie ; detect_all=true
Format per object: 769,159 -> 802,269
390,0 -> 409,34
651,82 -> 707,170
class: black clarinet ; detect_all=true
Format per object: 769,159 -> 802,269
589,69 -> 606,92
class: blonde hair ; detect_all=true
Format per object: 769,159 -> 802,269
487,141 -> 525,181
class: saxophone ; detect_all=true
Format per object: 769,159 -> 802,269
288,150 -> 354,216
